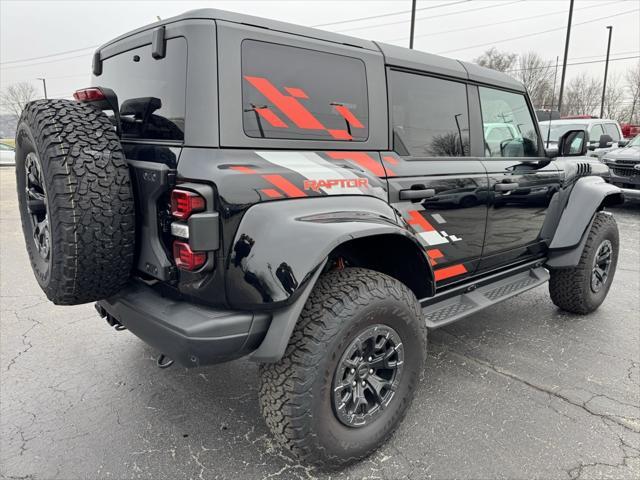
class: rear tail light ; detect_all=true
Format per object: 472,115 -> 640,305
171,189 -> 205,220
73,87 -> 106,102
173,241 -> 206,271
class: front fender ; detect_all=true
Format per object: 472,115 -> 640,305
549,176 -> 622,250
546,176 -> 623,268
226,195 -> 431,308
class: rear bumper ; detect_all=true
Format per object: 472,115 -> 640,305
97,282 -> 271,367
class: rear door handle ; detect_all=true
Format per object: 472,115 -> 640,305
494,182 -> 519,192
400,188 -> 436,200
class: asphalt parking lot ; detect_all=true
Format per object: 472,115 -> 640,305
1,167 -> 639,480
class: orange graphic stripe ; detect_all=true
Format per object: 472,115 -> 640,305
255,107 -> 288,128
407,211 -> 435,232
326,151 -> 391,177
244,76 -> 325,130
382,155 -> 399,165
328,129 -> 353,140
261,188 -> 283,199
333,105 -> 365,128
434,264 -> 468,281
284,87 -> 308,99
262,175 -> 307,198
229,166 -> 257,174
427,249 -> 444,259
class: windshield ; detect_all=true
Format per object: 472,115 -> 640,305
538,123 -> 583,142
628,135 -> 640,147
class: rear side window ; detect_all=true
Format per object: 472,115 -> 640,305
590,124 -> 605,141
604,123 -> 620,141
479,87 -> 541,158
241,40 -> 368,141
95,37 -> 187,142
389,70 -> 469,157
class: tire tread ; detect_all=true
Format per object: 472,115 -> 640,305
259,267 -> 425,467
16,99 -> 135,305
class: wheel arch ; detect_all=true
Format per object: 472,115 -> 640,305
237,196 -> 434,363
546,176 -> 622,268
250,232 -> 433,364
328,233 -> 433,300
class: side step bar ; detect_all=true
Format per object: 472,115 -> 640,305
423,266 -> 549,328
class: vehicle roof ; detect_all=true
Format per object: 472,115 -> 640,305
538,119 -> 619,126
99,8 -> 378,52
98,8 -> 524,92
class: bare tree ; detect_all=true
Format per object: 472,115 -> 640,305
601,74 -> 627,122
561,73 -> 602,117
473,47 -> 517,72
514,52 -> 555,109
624,64 -> 640,124
0,82 -> 38,121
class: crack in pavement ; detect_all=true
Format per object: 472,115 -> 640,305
627,361 -> 640,387
436,331 -> 640,435
5,316 -> 42,371
566,423 -> 640,480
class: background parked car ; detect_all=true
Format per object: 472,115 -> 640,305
621,123 -> 640,139
601,134 -> 640,195
0,142 -> 15,166
539,118 -> 624,160
483,122 -> 523,157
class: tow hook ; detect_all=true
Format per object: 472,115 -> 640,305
157,354 -> 174,369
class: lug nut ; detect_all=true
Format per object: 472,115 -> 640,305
361,381 -> 366,386
368,356 -> 372,361
350,368 -> 355,374
369,369 -> 374,374
352,381 -> 356,387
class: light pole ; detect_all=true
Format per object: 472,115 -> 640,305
36,77 -> 47,99
557,0 -> 575,115
600,26 -> 613,119
409,0 -> 417,49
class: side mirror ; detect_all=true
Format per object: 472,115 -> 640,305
599,134 -> 613,149
558,129 -> 588,157
618,139 -> 628,147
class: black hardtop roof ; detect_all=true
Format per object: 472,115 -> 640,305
98,8 -> 524,92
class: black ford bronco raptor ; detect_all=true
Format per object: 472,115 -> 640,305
15,9 -> 623,468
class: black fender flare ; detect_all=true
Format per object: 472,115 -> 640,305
224,196 -> 433,362
546,176 -> 623,268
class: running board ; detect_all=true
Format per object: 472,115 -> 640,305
423,266 -> 549,328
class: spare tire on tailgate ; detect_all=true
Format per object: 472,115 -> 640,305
15,99 -> 135,305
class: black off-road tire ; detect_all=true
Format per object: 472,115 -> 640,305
15,99 -> 135,305
259,268 -> 427,468
549,212 -> 619,314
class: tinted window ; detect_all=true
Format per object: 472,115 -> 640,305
590,124 -> 605,141
479,87 -> 540,157
389,70 -> 469,157
95,38 -> 187,141
241,40 -> 368,141
604,123 -> 620,141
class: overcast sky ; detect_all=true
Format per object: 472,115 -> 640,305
1,0 -> 639,112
